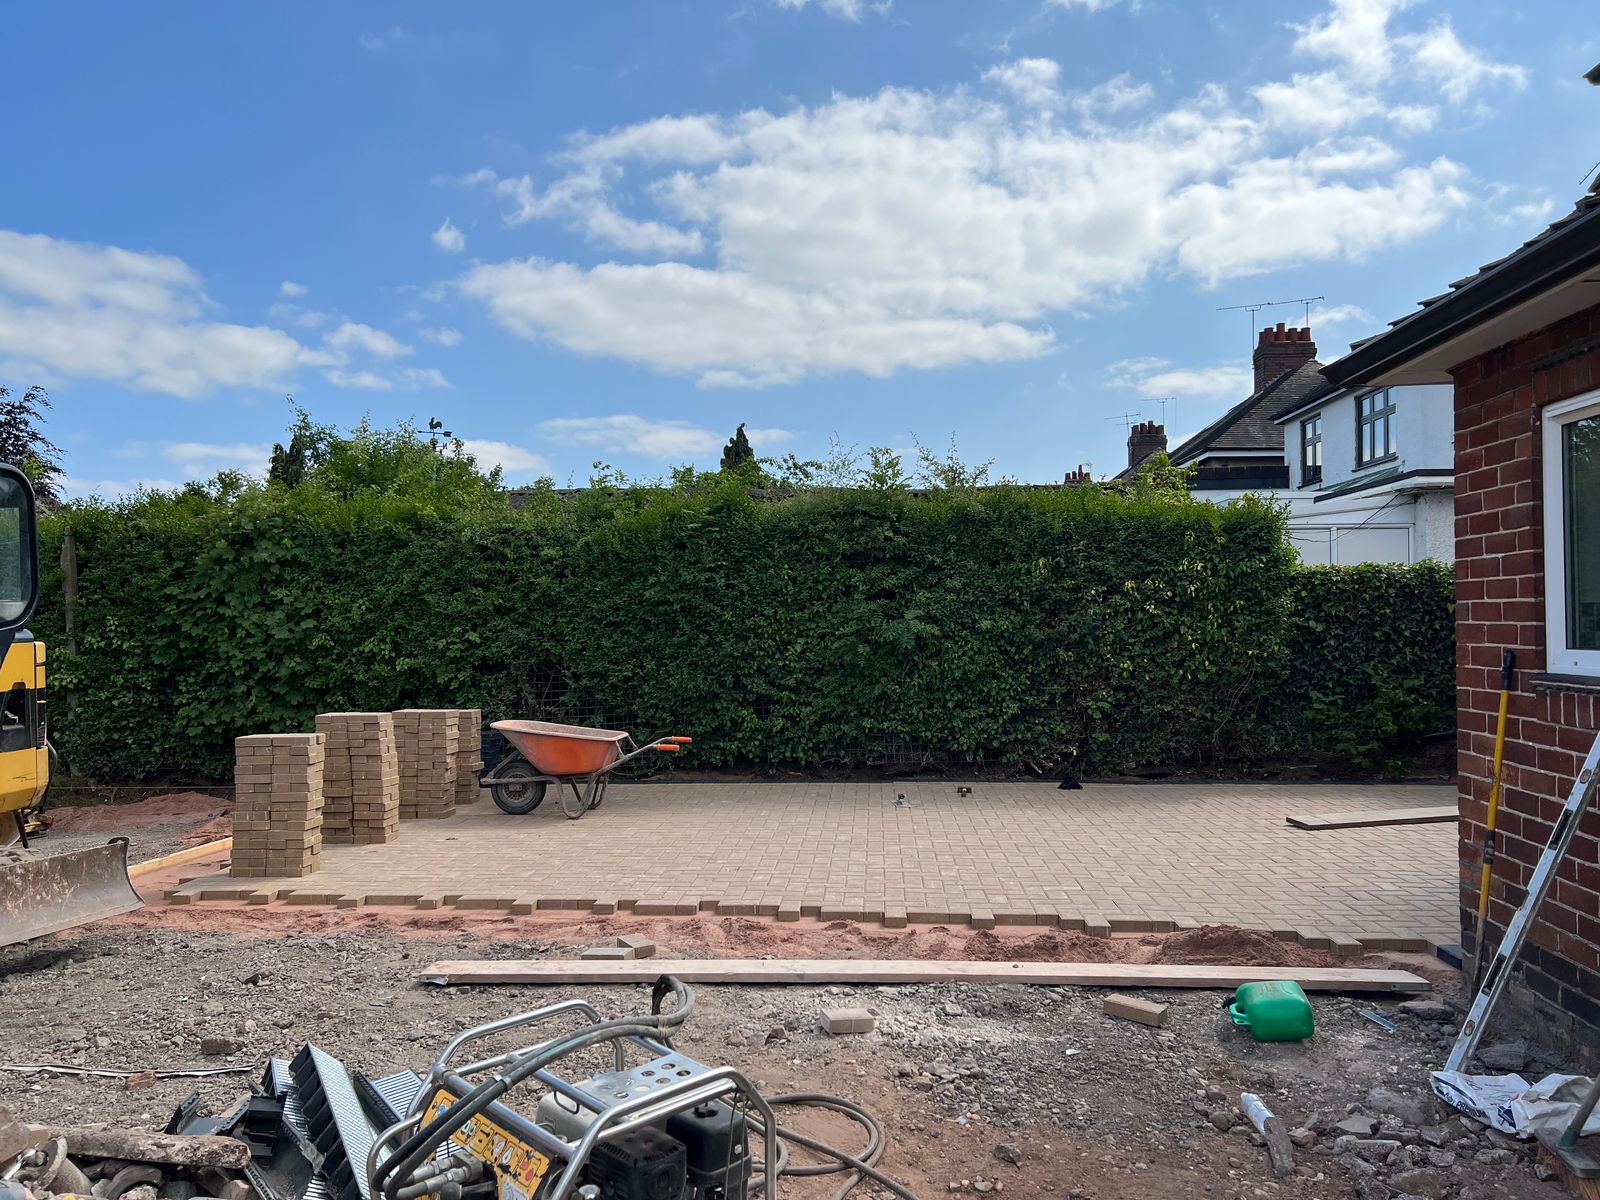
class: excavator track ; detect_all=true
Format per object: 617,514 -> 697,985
0,838 -> 144,949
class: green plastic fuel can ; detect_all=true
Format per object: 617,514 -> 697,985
1228,980 -> 1315,1042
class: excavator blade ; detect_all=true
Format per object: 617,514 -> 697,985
0,838 -> 143,949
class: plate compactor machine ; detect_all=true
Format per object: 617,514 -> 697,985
0,462 -> 142,951
362,977 -> 915,1200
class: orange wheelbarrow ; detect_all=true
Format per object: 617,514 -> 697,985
481,720 -> 692,819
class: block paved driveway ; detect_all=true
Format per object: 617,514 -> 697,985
174,782 -> 1459,949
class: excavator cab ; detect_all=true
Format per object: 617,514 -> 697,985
0,464 -> 142,949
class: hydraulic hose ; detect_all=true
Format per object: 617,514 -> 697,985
752,1093 -> 917,1200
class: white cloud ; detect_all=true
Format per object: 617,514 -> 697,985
419,326 -> 463,347
61,475 -> 182,499
772,0 -> 888,20
1045,0 -> 1131,11
324,321 -> 412,359
1306,302 -> 1376,332
454,0 -> 1519,388
459,439 -> 551,476
280,280 -> 308,297
467,169 -> 706,257
161,441 -> 273,479
1106,357 -> 1253,401
463,258 -> 1049,386
268,302 -> 331,329
321,366 -> 450,391
1399,21 -> 1527,103
539,414 -> 793,459
1293,0 -> 1524,104
1292,0 -> 1408,83
1253,72 -> 1382,133
359,27 -> 409,53
0,231 -> 448,400
432,218 -> 466,253
984,58 -> 1062,110
0,230 -> 322,398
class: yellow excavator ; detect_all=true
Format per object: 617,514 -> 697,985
0,463 -> 141,949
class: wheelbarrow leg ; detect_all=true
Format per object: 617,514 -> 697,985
589,777 -> 608,812
559,777 -> 592,820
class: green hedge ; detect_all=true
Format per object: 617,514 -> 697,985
32,485 -> 1453,781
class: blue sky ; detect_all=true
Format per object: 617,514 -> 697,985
3,0 -> 1596,493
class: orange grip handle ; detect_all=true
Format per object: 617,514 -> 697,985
668,736 -> 693,744
656,742 -> 680,752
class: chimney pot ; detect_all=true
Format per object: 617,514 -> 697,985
1252,323 -> 1317,391
1126,420 -> 1168,472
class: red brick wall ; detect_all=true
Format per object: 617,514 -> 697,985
1452,300 -> 1600,1034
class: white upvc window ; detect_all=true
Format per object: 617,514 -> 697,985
1542,388 -> 1600,676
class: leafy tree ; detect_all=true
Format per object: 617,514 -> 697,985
266,405 -> 506,508
720,423 -> 755,473
0,385 -> 65,507
1123,451 -> 1195,504
913,434 -> 994,490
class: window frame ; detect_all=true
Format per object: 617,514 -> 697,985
1300,415 -> 1323,486
1542,388 -> 1600,676
1355,388 -> 1397,468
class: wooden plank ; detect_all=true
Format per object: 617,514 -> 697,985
1285,806 -> 1456,831
417,957 -> 1429,993
129,837 -> 233,879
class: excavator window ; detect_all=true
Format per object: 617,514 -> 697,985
0,472 -> 34,626
0,682 -> 29,752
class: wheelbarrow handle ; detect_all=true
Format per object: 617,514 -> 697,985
657,743 -> 680,752
666,736 -> 693,744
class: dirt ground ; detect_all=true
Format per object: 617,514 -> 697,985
33,791 -> 231,863
0,793 -> 1574,1200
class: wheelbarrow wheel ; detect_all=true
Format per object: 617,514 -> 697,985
490,762 -> 547,815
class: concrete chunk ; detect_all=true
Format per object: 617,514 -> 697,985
1102,993 -> 1169,1028
821,1007 -> 876,1035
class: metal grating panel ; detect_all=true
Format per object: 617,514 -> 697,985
290,1045 -> 378,1200
257,1058 -> 329,1200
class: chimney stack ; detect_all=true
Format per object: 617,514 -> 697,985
1126,420 -> 1167,471
1253,322 -> 1317,392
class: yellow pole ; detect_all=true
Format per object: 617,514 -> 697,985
1471,650 -> 1514,987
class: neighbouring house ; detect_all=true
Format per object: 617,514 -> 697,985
1322,184 -> 1600,1045
1110,322 -> 1456,563
1271,374 -> 1456,566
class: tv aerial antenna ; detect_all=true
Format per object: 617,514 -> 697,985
1105,411 -> 1144,432
1216,295 -> 1325,341
1140,396 -> 1178,427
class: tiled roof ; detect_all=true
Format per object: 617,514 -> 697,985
1158,362 -> 1328,470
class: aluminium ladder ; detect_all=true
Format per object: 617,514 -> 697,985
1444,727 -> 1600,1073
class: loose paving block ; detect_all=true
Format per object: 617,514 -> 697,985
581,945 -> 636,961
1102,993 -> 1169,1028
616,934 -> 656,958
393,709 -> 459,820
316,712 -> 400,845
231,732 -> 325,879
821,1007 -> 876,1035
454,709 -> 484,807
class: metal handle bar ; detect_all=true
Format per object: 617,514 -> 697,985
417,1001 -> 621,1113
541,1066 -> 776,1200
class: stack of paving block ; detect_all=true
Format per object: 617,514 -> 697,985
231,733 -> 325,878
393,709 -> 459,820
315,712 -> 400,844
454,709 -> 484,806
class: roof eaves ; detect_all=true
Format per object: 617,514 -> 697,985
1324,194 -> 1600,387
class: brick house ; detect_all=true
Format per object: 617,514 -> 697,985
1322,186 -> 1600,1043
